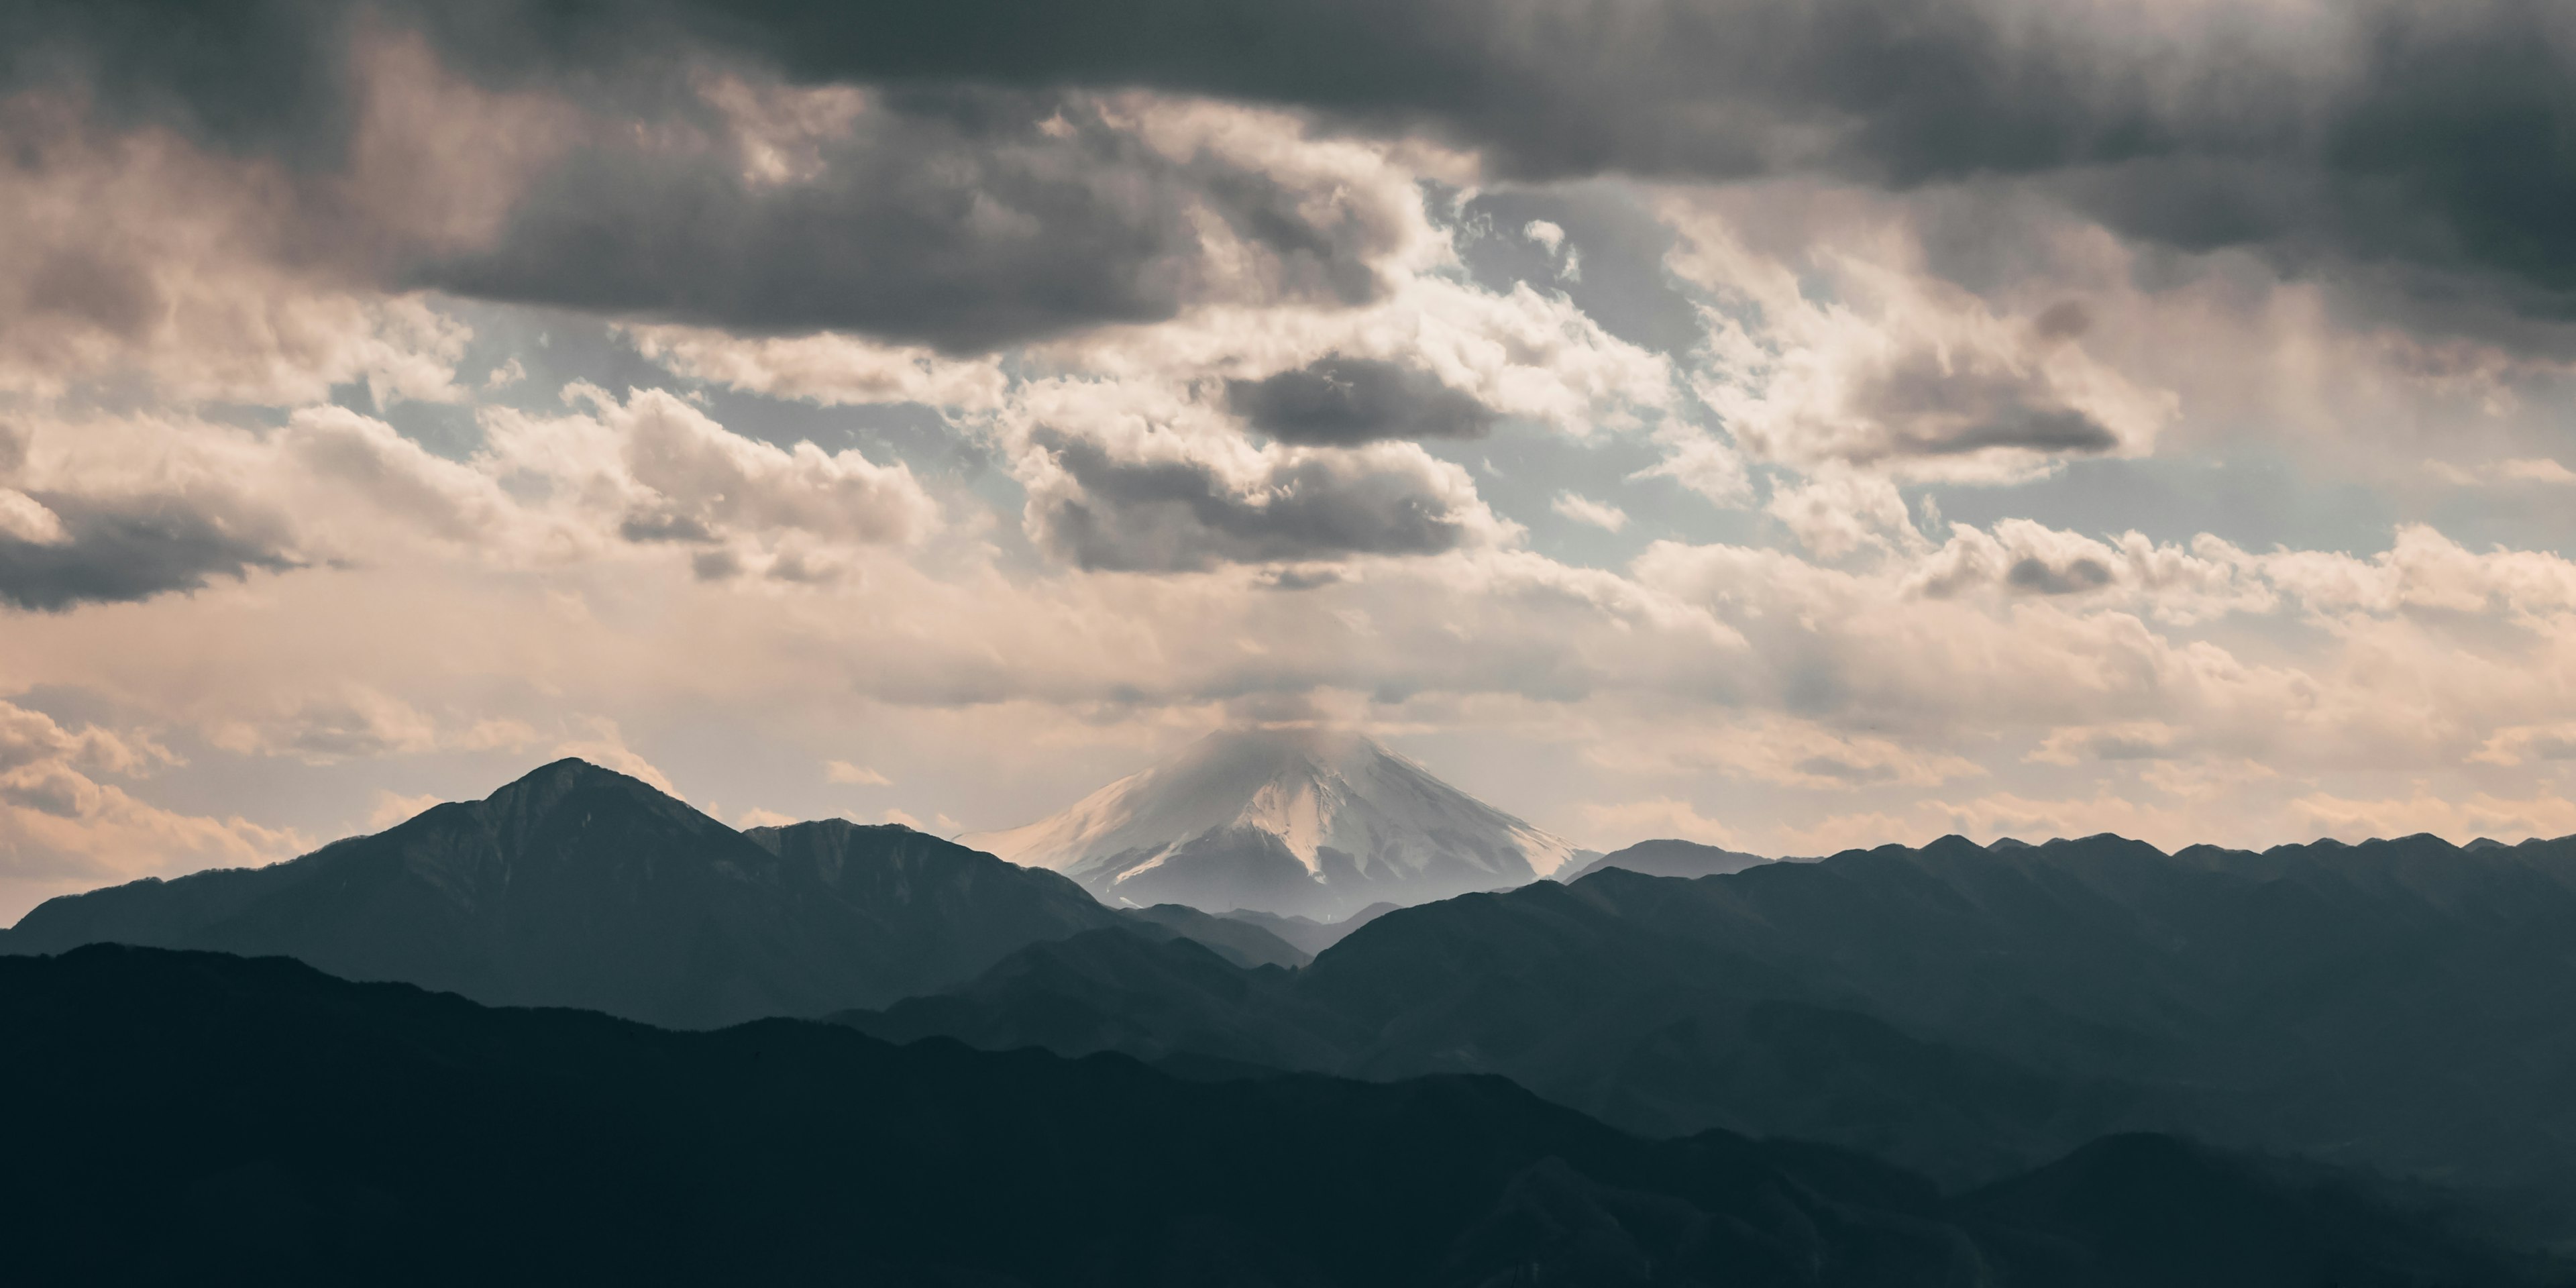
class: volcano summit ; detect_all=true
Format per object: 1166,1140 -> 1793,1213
966,727 -> 1580,917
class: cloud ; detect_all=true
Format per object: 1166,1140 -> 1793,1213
1583,710 -> 1984,790
2430,457 -> 2576,487
824,759 -> 892,786
2500,459 -> 2576,485
2028,721 -> 2186,767
551,722 -> 679,796
277,407 -> 521,548
0,700 -> 172,777
1047,273 -> 1672,440
19,0 -> 2576,911
1662,191 -> 2178,478
0,492 -> 297,612
416,86 -> 1419,353
15,0 -> 2576,354
0,405 -> 517,614
1577,796 -> 1742,849
1764,470 -> 1917,560
1,25 -> 1432,368
627,326 -> 1008,410
1551,493 -> 1627,533
0,697 -> 301,919
480,386 -> 941,577
2251,524 -> 2576,619
1840,355 -> 2121,458
1907,521 -> 2274,625
1227,354 -> 1496,445
2468,724 -> 2576,768
205,688 -> 536,767
365,790 -> 447,830
209,688 -> 445,765
1630,428 -> 1751,506
2290,790 -> 2576,846
0,489 -> 66,545
675,0 -> 2576,331
0,34 -> 534,402
1022,427 -> 1504,572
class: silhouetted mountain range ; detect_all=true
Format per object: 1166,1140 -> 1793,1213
845,831 -> 2576,1245
1216,901 -> 1403,955
15,756 -> 2576,1263
1562,838 -> 1772,881
9,945 -> 2557,1287
0,759 -> 1288,1027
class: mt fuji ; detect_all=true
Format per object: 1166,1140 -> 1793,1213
965,727 -> 1582,918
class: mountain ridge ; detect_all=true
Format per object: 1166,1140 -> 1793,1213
1563,837 -> 1772,882
11,943 -> 2559,1287
0,759 -> 1277,1027
839,826 -> 2576,1244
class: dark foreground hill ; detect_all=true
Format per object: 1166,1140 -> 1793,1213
1212,901 -> 1402,955
0,760 -> 1296,1027
845,831 -> 2576,1244
7,945 -> 2557,1288
1562,839 -> 1772,881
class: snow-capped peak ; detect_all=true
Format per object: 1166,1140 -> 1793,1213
965,726 -> 1576,917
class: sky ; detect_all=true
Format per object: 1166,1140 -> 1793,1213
7,0 -> 2576,919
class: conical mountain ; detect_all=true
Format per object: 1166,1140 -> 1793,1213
2,759 -> 1129,1027
965,726 -> 1577,917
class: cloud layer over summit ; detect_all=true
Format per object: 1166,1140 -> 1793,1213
6,0 -> 2576,916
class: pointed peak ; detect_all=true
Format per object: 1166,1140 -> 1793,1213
489,756 -> 666,799
474,758 -> 704,837
967,721 -> 1578,914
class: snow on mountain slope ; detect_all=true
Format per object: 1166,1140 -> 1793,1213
965,727 -> 1578,918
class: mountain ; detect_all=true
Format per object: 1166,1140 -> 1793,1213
1564,838 -> 1772,881
837,830 -> 2576,1245
849,927 -> 1356,1073
1121,902 -> 1311,967
11,945 -> 2559,1287
0,760 -> 1137,1027
1955,1132 -> 2546,1288
1215,901 -> 1402,956
963,725 -> 1579,917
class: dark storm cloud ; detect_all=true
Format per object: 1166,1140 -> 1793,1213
1027,430 -> 1477,572
14,0 -> 2576,339
0,494 -> 297,612
417,87 -> 1399,353
1,5 -> 1407,354
2004,554 -> 2114,597
684,0 -> 2576,323
1844,358 -> 2122,460
0,0 -> 358,161
0,0 -> 2167,180
1226,356 -> 1495,446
